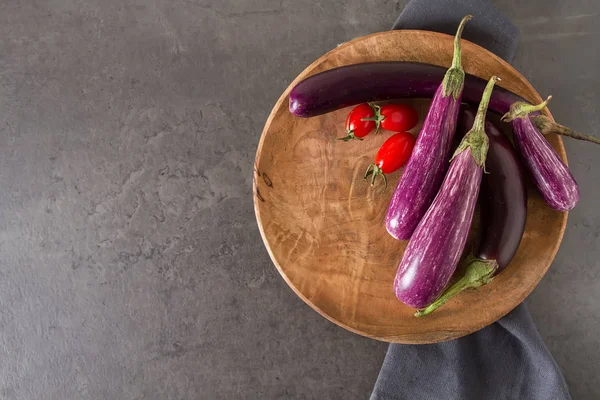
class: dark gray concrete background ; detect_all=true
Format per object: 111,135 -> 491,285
0,0 -> 598,399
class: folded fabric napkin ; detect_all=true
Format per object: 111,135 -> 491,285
391,0 -> 519,61
370,1 -> 572,399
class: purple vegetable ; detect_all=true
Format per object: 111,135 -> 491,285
502,97 -> 580,211
289,63 -> 526,118
394,76 -> 498,309
415,106 -> 527,317
290,64 -> 600,148
463,107 -> 527,270
385,15 -> 471,240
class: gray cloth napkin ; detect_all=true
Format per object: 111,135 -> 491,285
371,305 -> 571,400
391,0 -> 519,61
371,1 -> 572,399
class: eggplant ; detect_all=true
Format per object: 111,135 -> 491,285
290,64 -> 600,148
502,97 -> 580,211
385,15 -> 471,240
289,61 -> 600,147
289,63 -> 526,119
394,77 -> 499,309
414,106 -> 527,317
465,108 -> 527,269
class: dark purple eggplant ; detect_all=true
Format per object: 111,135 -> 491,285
394,77 -> 498,309
502,97 -> 580,211
385,15 -> 471,241
290,65 -> 600,148
289,63 -> 526,118
414,106 -> 527,317
466,108 -> 527,269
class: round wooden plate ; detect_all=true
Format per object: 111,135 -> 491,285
254,30 -> 567,344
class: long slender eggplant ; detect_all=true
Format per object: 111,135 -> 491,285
502,97 -> 580,211
394,77 -> 499,308
289,62 -> 526,118
385,15 -> 471,240
290,66 -> 600,147
415,106 -> 527,317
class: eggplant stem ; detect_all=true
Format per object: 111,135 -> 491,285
442,15 -> 471,99
414,257 -> 498,317
532,115 -> 600,145
501,96 -> 552,122
451,15 -> 472,70
452,76 -> 498,168
472,77 -> 500,133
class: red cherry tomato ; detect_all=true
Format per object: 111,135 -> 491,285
338,103 -> 376,141
364,132 -> 416,188
379,104 -> 419,132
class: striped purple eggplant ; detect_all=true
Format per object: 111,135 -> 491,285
394,77 -> 498,309
502,97 -> 580,211
385,15 -> 471,241
415,106 -> 527,317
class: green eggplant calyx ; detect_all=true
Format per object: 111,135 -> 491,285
442,15 -> 472,99
442,68 -> 466,100
501,96 -> 552,123
414,256 -> 498,317
452,76 -> 498,168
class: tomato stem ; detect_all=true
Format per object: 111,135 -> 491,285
360,103 -> 384,133
364,163 -> 388,189
336,130 -> 364,142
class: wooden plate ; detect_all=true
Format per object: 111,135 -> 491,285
254,30 -> 567,344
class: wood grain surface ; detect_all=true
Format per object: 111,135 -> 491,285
253,30 -> 567,344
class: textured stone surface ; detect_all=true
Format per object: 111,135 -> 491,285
0,0 -> 598,399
